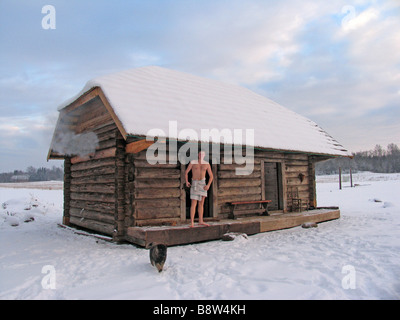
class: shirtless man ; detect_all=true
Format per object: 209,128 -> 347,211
185,151 -> 213,228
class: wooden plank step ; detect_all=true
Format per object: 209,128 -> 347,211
125,221 -> 260,247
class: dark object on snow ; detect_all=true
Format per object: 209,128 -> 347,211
221,232 -> 248,241
302,222 -> 318,228
149,244 -> 167,272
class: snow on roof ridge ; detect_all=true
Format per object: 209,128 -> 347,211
57,66 -> 351,157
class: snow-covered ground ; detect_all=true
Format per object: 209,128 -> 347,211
0,172 -> 399,300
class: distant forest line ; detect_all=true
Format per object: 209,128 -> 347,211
0,166 -> 63,183
0,143 -> 399,182
316,143 -> 400,175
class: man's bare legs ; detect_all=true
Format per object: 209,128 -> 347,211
197,196 -> 210,226
190,199 -> 197,228
189,197 -> 210,227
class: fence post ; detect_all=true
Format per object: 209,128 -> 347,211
350,168 -> 353,188
339,167 -> 342,190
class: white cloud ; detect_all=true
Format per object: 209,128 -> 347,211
165,1 -> 329,85
333,4 -> 400,117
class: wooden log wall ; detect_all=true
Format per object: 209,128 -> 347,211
217,152 -> 262,218
65,96 -> 122,237
126,150 -> 182,227
216,150 -> 313,217
125,147 -> 318,224
283,153 -> 311,210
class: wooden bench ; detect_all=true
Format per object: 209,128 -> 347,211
229,200 -> 272,219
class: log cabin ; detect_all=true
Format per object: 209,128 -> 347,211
48,66 -> 351,246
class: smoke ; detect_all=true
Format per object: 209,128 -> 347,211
52,129 -> 99,157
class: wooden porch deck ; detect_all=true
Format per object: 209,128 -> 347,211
125,208 -> 340,247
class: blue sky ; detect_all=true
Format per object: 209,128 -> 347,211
0,0 -> 399,171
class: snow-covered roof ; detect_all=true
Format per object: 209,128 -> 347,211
58,66 -> 350,157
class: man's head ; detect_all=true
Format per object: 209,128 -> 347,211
198,151 -> 206,161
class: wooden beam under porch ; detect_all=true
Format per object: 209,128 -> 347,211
125,208 -> 340,248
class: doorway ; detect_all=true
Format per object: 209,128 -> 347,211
184,165 -> 212,219
263,162 -> 284,211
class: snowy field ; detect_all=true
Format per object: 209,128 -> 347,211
0,172 -> 399,300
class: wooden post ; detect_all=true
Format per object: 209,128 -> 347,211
260,160 -> 266,200
180,163 -> 186,222
211,163 -> 218,218
339,167 -> 342,190
308,157 -> 317,208
63,157 -> 71,225
113,136 -> 126,242
350,168 -> 353,188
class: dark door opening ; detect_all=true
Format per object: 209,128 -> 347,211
264,162 -> 283,211
185,165 -> 212,219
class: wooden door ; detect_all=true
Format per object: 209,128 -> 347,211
263,162 -> 283,210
